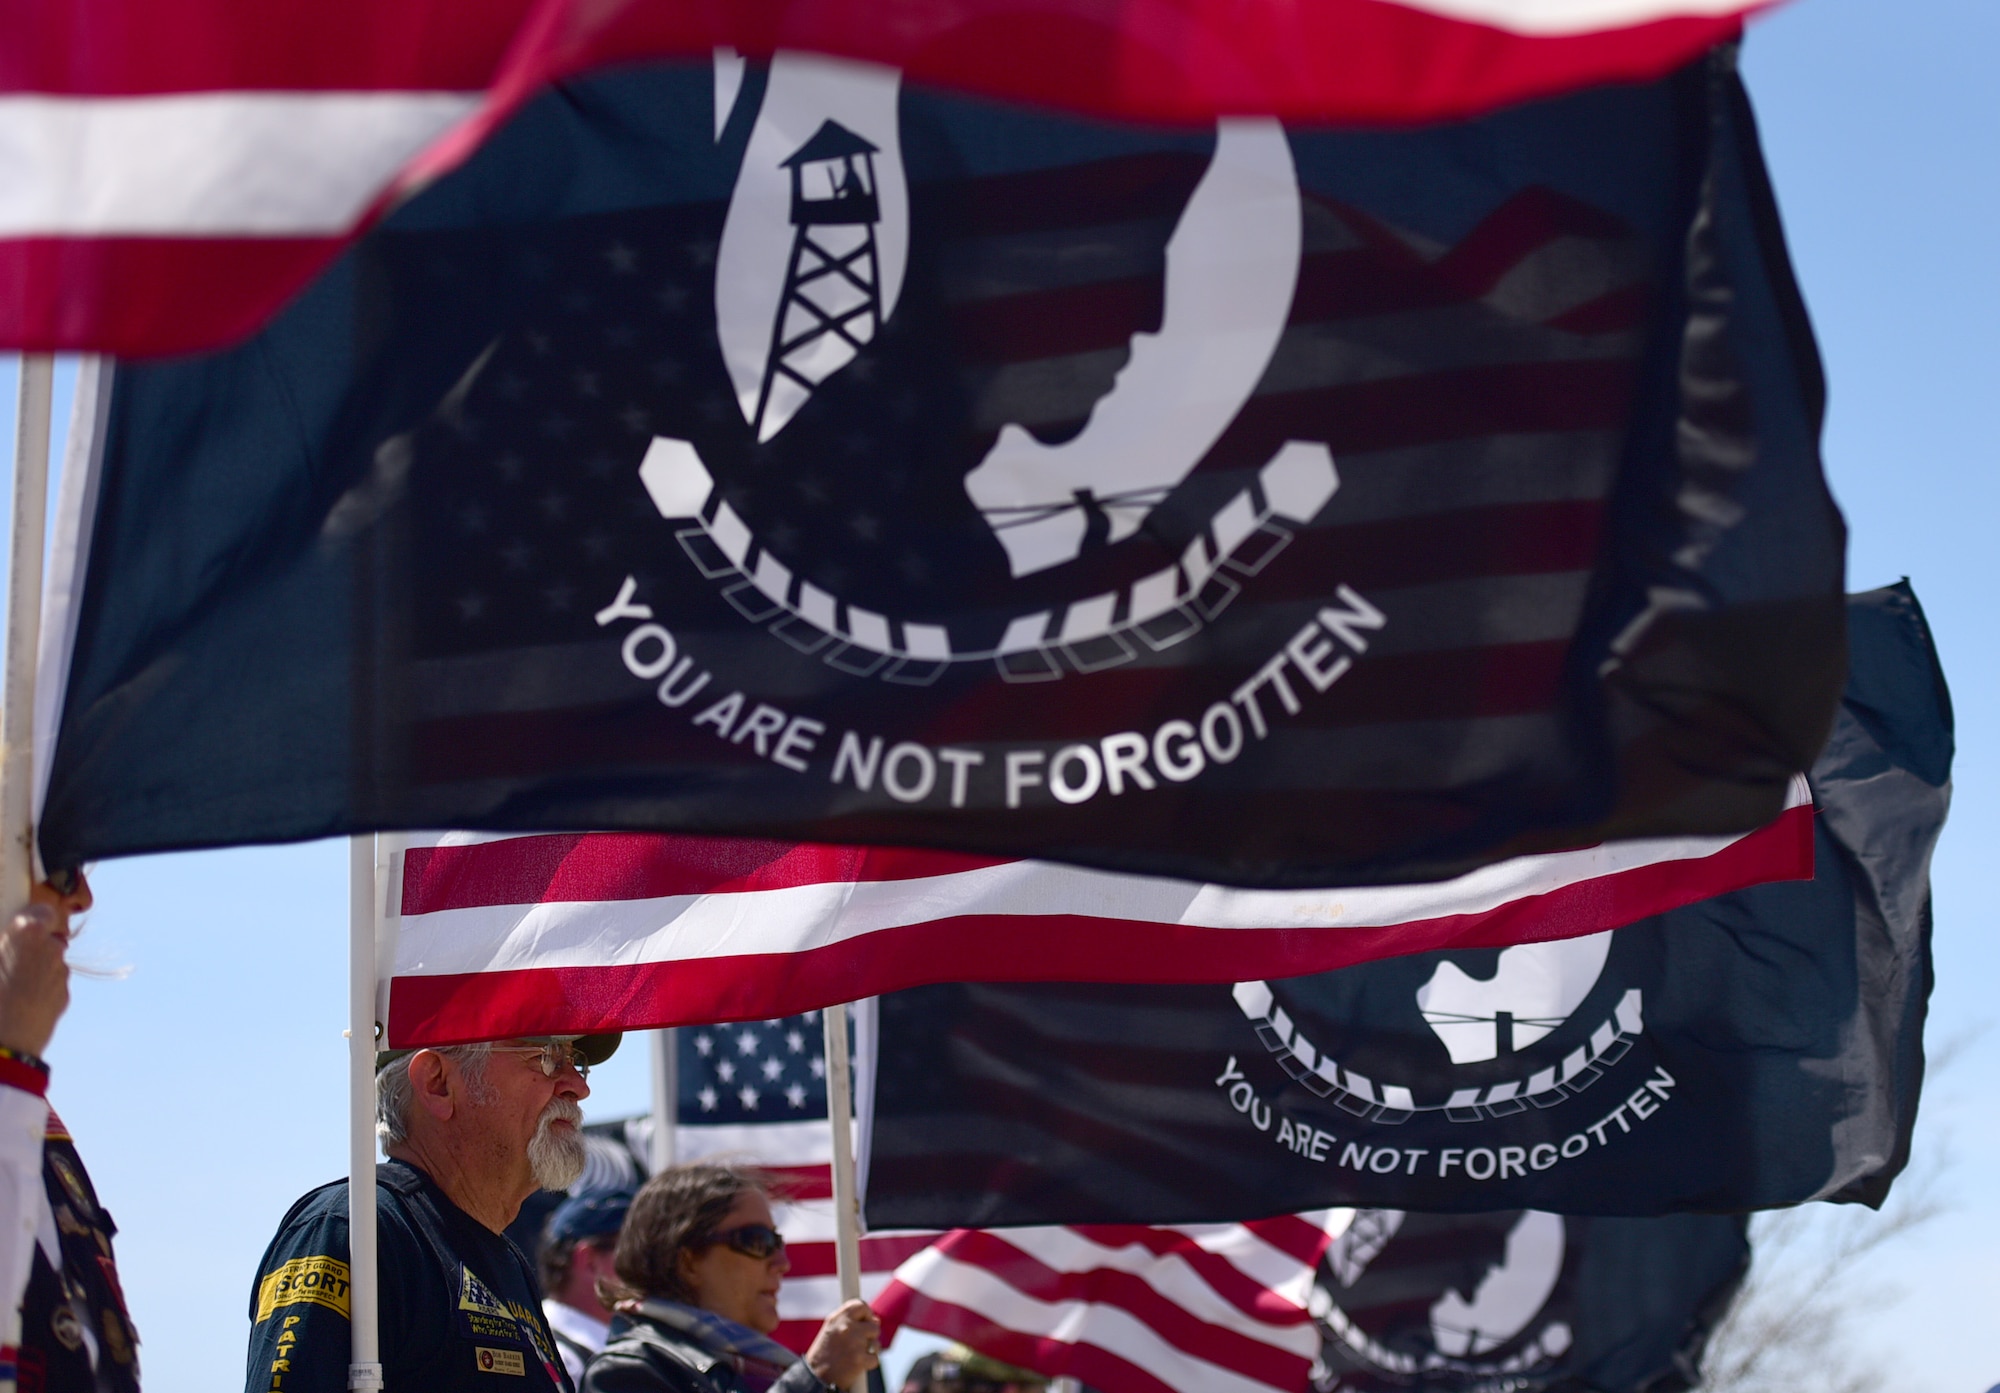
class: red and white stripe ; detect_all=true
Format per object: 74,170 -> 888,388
875,1214 -> 1348,1393
378,777 -> 1811,1047
6,0 -> 1773,355
673,1113 -> 1346,1384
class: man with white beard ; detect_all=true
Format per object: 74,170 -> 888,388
244,1034 -> 619,1393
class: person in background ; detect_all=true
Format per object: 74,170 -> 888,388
540,1188 -> 635,1382
0,871 -> 141,1392
894,1353 -> 939,1393
581,1162 -> 878,1393
916,1346 -> 1048,1393
244,1032 -> 620,1392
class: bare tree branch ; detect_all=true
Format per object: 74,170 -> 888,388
1698,1056 -> 1964,1393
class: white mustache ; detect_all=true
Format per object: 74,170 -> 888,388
538,1096 -> 583,1132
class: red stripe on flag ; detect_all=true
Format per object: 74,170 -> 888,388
385,800 -> 1810,1042
0,0 -> 529,93
0,238 -> 351,358
760,1165 -> 832,1202
1242,1213 -> 1342,1268
403,835 -> 1008,915
1,1 -> 1760,114
1061,1227 -> 1318,1327
782,1233 -> 944,1281
770,1319 -> 818,1356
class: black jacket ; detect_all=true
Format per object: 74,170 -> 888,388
580,1312 -> 827,1393
244,1160 -> 569,1393
21,1107 -> 141,1393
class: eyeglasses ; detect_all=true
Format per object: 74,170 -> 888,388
702,1223 -> 786,1261
491,1040 -> 591,1080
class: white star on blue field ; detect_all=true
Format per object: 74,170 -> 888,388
683,1012 -> 828,1121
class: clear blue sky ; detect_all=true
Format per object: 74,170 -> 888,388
3,0 -> 1996,1388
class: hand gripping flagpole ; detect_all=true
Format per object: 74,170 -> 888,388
346,835 -> 383,1393
820,1006 -> 868,1393
0,354 -> 54,1393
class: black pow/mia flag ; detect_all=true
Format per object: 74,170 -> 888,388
1309,1210 -> 1746,1392
861,583 -> 1947,1221
40,47 -> 1841,885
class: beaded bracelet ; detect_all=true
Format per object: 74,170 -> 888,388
0,1045 -> 49,1075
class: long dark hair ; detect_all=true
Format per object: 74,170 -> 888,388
604,1162 -> 770,1306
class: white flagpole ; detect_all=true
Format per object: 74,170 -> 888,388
0,355 -> 53,1393
820,1005 -> 867,1393
346,834 -> 383,1393
648,1029 -> 677,1173
2,355 -> 53,907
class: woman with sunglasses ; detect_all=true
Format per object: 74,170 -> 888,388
582,1162 -> 881,1393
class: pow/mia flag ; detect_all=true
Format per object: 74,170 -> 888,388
1308,1210 -> 1746,1392
39,46 -> 1840,885
861,584 -> 1947,1221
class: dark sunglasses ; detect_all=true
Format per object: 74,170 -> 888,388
702,1223 -> 785,1260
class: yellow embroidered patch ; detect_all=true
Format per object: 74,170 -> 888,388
255,1256 -> 352,1322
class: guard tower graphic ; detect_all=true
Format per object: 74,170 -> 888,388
751,119 -> 885,442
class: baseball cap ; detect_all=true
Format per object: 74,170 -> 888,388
375,1033 -> 623,1073
935,1346 -> 1047,1388
544,1187 -> 636,1248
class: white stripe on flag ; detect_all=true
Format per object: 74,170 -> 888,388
0,91 -> 477,235
1390,0 -> 1759,35
677,1120 -> 832,1168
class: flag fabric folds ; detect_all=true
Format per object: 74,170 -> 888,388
4,0 -> 1780,355
876,1215 -> 1345,1393
877,1209 -> 1747,1393
40,48 -> 1840,888
1302,1210 -> 1746,1392
860,584 -> 1948,1222
376,784 -> 1808,1045
553,1016 -> 1749,1392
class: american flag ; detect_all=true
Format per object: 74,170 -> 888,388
377,785 -> 1811,1048
667,1009 -> 1348,1393
876,1216 -> 1348,1393
4,0 -> 1770,355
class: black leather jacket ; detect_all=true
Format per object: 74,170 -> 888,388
579,1312 -> 829,1393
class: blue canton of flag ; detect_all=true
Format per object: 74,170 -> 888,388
678,1011 -> 828,1125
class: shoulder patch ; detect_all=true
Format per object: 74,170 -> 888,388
256,1255 -> 352,1322
458,1267 -> 510,1319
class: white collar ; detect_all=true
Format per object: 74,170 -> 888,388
542,1298 -> 611,1351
